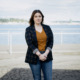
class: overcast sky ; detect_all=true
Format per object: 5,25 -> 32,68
0,0 -> 80,22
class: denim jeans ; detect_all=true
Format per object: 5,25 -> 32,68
29,51 -> 52,80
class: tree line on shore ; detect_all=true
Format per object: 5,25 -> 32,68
0,18 -> 80,23
0,18 -> 28,23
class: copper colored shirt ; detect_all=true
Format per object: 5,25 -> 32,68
36,27 -> 47,51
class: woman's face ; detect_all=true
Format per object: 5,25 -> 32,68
33,12 -> 42,24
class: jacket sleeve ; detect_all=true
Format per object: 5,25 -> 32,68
46,25 -> 54,51
25,27 -> 39,54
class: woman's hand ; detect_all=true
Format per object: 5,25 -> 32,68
39,54 -> 46,61
39,53 -> 48,61
42,53 -> 48,58
35,50 -> 49,61
36,51 -> 45,61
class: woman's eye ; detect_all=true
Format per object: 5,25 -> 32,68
35,16 -> 37,17
34,16 -> 41,18
39,16 -> 41,17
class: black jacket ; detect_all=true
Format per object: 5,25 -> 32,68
25,23 -> 54,64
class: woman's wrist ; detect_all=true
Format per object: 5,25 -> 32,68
45,49 -> 49,55
36,51 -> 41,57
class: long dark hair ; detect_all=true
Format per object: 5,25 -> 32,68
29,9 -> 44,26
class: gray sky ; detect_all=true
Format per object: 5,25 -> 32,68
0,0 -> 80,22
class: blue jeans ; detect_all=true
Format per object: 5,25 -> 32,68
29,51 -> 52,80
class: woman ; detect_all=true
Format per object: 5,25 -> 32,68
25,9 -> 54,80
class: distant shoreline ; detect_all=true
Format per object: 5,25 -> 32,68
0,18 -> 80,25
0,22 -> 80,25
0,22 -> 29,25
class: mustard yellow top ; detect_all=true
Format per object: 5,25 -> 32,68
36,27 -> 47,51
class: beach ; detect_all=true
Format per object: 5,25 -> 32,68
0,44 -> 80,54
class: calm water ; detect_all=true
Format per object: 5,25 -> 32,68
0,24 -> 80,45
